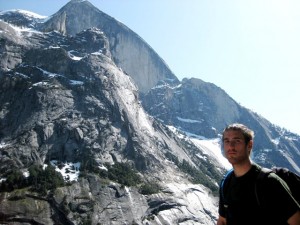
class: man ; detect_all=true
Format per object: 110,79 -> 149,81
217,123 -> 300,225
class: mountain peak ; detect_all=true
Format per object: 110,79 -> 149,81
40,0 -> 178,93
70,0 -> 88,2
64,0 -> 95,8
41,0 -> 106,36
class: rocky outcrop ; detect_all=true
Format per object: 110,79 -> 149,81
0,174 -> 218,225
0,18 -> 223,224
142,78 -> 300,173
39,0 -> 178,93
142,78 -> 240,138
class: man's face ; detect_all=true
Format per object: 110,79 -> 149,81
223,130 -> 253,165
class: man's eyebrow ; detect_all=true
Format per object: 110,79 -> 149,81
223,137 -> 243,140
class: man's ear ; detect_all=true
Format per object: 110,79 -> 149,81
247,140 -> 253,153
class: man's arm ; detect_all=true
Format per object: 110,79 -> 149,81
217,215 -> 226,225
287,210 -> 300,225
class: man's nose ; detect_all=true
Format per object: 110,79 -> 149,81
229,141 -> 236,146
225,141 -> 237,147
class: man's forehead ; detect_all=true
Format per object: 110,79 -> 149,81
223,130 -> 244,138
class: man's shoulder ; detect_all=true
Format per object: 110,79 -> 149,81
253,165 -> 281,183
249,163 -> 265,176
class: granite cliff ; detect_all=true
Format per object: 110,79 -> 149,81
0,1 -> 299,224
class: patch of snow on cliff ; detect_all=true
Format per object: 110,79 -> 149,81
272,138 -> 280,145
12,9 -> 47,19
32,81 -> 49,87
177,116 -> 203,124
68,50 -> 83,61
70,80 -> 84,85
37,67 -> 62,78
91,51 -> 102,56
22,170 -> 30,178
50,161 -> 81,181
0,142 -> 9,148
191,138 -> 231,170
8,23 -> 41,35
167,126 -> 231,170
98,164 -> 108,171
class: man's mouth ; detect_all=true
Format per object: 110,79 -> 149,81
227,151 -> 236,155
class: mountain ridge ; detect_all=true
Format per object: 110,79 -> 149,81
0,9 -> 223,223
0,1 -> 299,224
142,78 -> 300,174
39,0 -> 179,93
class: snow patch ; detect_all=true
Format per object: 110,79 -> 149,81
32,81 -> 49,87
7,23 -> 40,34
23,171 -> 30,178
30,67 -> 62,78
91,51 -> 102,56
68,50 -> 83,61
151,83 -> 181,90
177,117 -> 203,124
191,138 -> 231,170
98,164 -> 108,171
0,9 -> 47,19
15,9 -> 46,19
0,142 -> 9,148
0,178 -> 7,183
166,126 -> 231,170
49,46 -> 60,49
48,161 -> 81,182
271,138 -> 280,145
70,80 -> 84,85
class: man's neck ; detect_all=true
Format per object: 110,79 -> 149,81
232,160 -> 252,177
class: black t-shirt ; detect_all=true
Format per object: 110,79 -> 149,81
219,164 -> 299,225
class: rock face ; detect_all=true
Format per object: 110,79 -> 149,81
0,1 -> 299,224
40,0 -> 179,94
142,78 -> 240,138
0,12 -> 223,224
0,175 -> 219,225
142,78 -> 300,174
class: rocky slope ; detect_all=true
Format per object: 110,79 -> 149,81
0,13 -> 223,224
39,0 -> 179,94
0,1 -> 299,224
141,78 -> 300,174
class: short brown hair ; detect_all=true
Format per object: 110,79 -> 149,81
222,123 -> 254,145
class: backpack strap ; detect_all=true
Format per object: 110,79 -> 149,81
254,167 -> 272,207
220,168 -> 234,208
270,167 -> 300,206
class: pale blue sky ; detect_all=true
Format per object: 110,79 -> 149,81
1,0 -> 300,135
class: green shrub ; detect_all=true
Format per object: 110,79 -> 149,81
178,159 -> 219,195
164,152 -> 179,164
100,162 -> 141,187
1,164 -> 65,194
139,182 -> 160,195
0,169 -> 27,192
28,164 -> 64,194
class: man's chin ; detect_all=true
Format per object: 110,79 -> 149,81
226,157 -> 238,164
